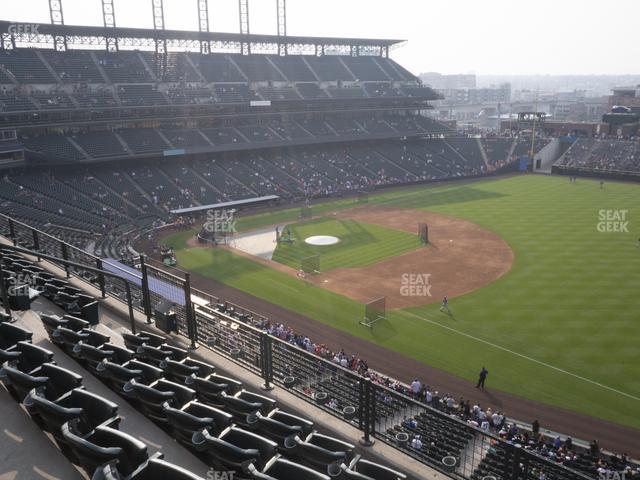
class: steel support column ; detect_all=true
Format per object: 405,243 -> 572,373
197,0 -> 210,53
276,0 -> 287,56
139,256 -> 153,324
260,333 -> 274,390
49,0 -> 67,51
0,253 -> 11,316
184,273 -> 197,350
238,0 -> 250,55
151,0 -> 166,54
102,0 -> 118,51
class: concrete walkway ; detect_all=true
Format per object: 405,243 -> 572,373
0,385 -> 87,480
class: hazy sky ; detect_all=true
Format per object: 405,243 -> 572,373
3,0 -> 639,76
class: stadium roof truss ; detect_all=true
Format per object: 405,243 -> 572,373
0,21 -> 402,57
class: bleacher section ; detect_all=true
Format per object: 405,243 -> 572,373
117,129 -> 169,154
191,159 -> 254,201
161,129 -> 210,149
346,56 -> 390,81
72,131 -> 126,158
383,410 -> 475,469
305,56 -> 355,81
445,138 -> 487,171
57,170 -> 142,219
200,126 -> 247,146
31,89 -> 75,109
296,83 -> 329,99
118,85 -> 168,107
482,137 -> 515,166
269,56 -> 317,81
365,82 -> 403,97
0,49 -> 56,83
140,52 -> 201,83
127,165 -> 188,211
231,54 -> 285,82
21,134 -> 84,162
71,86 -> 117,107
258,86 -> 302,101
557,138 -> 640,172
0,49 -> 433,114
41,50 -> 105,83
0,136 -> 507,250
328,86 -> 367,98
213,83 -> 257,103
95,51 -> 153,83
94,170 -> 162,218
0,90 -> 37,112
189,54 -> 245,82
376,57 -> 413,81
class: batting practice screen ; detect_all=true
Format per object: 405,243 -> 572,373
418,223 -> 429,244
360,296 -> 386,328
300,206 -> 312,219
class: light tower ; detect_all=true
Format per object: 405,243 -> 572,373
276,0 -> 287,55
102,0 -> 118,52
151,0 -> 166,54
197,0 -> 210,54
48,0 -> 66,51
238,0 -> 250,54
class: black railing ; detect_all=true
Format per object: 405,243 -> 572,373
0,213 -> 596,480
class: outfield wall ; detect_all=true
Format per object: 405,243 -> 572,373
552,165 -> 640,182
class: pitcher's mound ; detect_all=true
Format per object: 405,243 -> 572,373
305,235 -> 340,246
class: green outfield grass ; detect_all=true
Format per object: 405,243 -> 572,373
164,175 -> 640,429
271,217 -> 421,272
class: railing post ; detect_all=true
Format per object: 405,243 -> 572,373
509,442 -> 523,480
184,272 -> 197,350
8,219 -> 16,246
0,253 -> 12,316
139,255 -> 152,324
60,243 -> 70,278
96,258 -> 106,298
260,332 -> 274,391
359,379 -> 375,447
31,228 -> 41,261
124,281 -> 136,335
358,377 -> 365,431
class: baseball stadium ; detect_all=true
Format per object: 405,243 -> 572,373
0,2 -> 638,480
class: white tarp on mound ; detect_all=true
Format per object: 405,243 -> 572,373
305,235 -> 340,246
